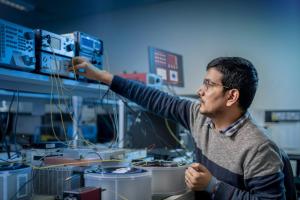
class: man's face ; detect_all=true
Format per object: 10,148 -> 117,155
197,68 -> 228,117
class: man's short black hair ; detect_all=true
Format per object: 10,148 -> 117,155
207,57 -> 258,111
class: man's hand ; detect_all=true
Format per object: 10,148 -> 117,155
70,56 -> 113,85
185,163 -> 212,191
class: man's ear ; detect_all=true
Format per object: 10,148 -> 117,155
226,89 -> 239,107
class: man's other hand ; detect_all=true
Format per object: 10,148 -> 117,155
185,163 -> 212,191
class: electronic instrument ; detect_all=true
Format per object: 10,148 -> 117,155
0,19 -> 35,71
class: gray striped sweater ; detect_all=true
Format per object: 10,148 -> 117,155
110,76 -> 285,199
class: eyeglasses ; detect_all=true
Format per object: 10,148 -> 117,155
202,79 -> 230,91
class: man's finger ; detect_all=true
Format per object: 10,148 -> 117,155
185,168 -> 195,180
72,56 -> 86,65
185,172 -> 196,188
185,173 -> 202,190
73,62 -> 88,70
190,163 -> 201,172
77,71 -> 85,76
190,163 -> 208,173
188,166 -> 201,176
68,62 -> 87,73
185,177 -> 193,189
190,163 -> 201,168
196,163 -> 208,172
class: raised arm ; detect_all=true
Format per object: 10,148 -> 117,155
71,57 -> 193,129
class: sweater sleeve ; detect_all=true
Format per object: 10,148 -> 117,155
213,141 -> 285,199
110,75 -> 193,130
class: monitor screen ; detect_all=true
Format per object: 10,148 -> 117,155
97,114 -> 116,143
125,110 -> 180,149
50,37 -> 61,50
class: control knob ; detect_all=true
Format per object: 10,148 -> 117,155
66,44 -> 74,52
22,56 -> 36,65
24,32 -> 34,40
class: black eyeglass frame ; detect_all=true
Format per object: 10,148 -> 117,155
202,79 -> 231,91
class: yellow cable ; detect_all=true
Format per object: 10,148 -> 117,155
50,45 -> 69,144
49,44 -> 88,147
164,118 -> 188,150
30,159 -> 123,170
47,43 -> 102,149
50,64 -> 66,144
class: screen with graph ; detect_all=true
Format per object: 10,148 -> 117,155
148,47 -> 184,87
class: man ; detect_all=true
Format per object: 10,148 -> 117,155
71,56 -> 285,199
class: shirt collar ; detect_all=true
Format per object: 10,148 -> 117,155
206,112 -> 250,137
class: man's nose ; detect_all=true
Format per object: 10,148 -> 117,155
197,86 -> 204,96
